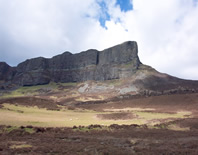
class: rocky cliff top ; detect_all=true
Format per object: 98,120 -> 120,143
16,41 -> 140,71
0,41 -> 141,87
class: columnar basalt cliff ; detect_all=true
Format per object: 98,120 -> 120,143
0,41 -> 141,87
1,41 -> 198,95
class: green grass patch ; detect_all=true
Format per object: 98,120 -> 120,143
0,82 -> 60,99
0,126 -> 35,134
58,82 -> 78,87
0,82 -> 80,99
24,127 -> 35,134
3,126 -> 19,133
1,90 -> 27,98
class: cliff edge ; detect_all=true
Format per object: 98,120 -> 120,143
0,41 -> 141,87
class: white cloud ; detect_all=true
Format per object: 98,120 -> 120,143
122,0 -> 198,80
0,0 -> 198,80
0,0 -> 100,62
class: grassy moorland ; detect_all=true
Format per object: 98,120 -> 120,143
0,82 -> 198,154
0,82 -> 60,98
0,103 -> 191,128
0,80 -> 196,130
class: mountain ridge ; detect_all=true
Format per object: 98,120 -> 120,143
0,41 -> 141,87
0,41 -> 198,96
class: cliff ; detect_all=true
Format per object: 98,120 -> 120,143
0,41 -> 141,87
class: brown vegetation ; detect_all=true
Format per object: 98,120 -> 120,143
0,91 -> 198,154
97,112 -> 135,120
1,121 -> 198,155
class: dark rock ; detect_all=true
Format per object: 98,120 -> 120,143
1,40 -> 198,93
26,125 -> 33,128
72,125 -> 77,129
129,124 -> 140,128
0,86 -> 4,90
109,124 -> 120,129
87,124 -> 102,129
20,126 -> 25,129
0,62 -> 16,81
36,127 -> 45,133
0,62 -> 10,81
0,41 -> 141,86
99,41 -> 140,65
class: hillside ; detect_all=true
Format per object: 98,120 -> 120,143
1,41 -> 198,97
1,41 -> 198,154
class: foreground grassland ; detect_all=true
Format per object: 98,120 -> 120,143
0,103 -> 191,127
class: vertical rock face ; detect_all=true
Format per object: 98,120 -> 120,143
96,41 -> 141,80
0,62 -> 10,81
99,41 -> 139,65
48,50 -> 98,70
14,57 -> 50,86
0,41 -> 141,86
0,62 -> 16,81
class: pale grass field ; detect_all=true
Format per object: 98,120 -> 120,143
75,95 -> 105,102
9,141 -> 32,149
0,104 -> 191,128
104,107 -> 155,112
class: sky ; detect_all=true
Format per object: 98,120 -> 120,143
0,0 -> 198,80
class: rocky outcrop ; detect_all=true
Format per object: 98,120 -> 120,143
1,40 -> 198,97
0,41 -> 141,86
0,62 -> 10,81
0,62 -> 16,82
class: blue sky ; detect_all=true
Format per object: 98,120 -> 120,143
0,0 -> 198,80
98,0 -> 133,27
97,1 -> 111,27
116,0 -> 133,12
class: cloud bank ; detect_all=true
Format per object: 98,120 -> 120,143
0,0 -> 198,80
